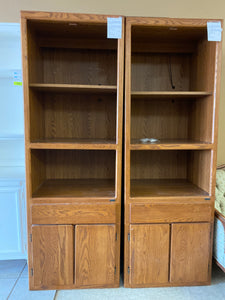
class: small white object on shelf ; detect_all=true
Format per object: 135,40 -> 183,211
140,138 -> 159,143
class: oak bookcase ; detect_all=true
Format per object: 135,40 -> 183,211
124,17 -> 222,287
21,11 -> 124,290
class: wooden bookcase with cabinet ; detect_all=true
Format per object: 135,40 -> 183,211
124,17 -> 222,287
21,11 -> 124,290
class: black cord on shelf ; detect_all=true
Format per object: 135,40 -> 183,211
168,55 -> 176,90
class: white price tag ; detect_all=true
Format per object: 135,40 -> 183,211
207,22 -> 222,42
107,17 -> 122,39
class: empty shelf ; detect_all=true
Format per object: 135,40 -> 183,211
130,179 -> 209,198
33,179 -> 115,198
29,83 -> 117,94
30,138 -> 117,150
131,91 -> 212,98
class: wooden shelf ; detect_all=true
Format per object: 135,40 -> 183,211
130,179 -> 209,198
130,139 -> 213,150
33,179 -> 115,198
30,138 -> 117,150
29,83 -> 117,94
131,91 -> 212,98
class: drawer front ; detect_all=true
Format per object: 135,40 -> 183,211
32,204 -> 116,224
130,203 -> 212,223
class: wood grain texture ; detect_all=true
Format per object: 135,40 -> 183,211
32,204 -> 116,224
131,97 -> 213,142
30,83 -> 117,93
131,91 -> 211,98
30,92 -> 116,142
124,16 -> 222,287
30,139 -> 117,150
32,225 -> 74,289
41,48 -> 117,85
127,16 -> 222,28
131,98 -> 190,141
30,150 -> 116,196
130,224 -> 170,286
21,10 -> 121,22
131,53 -> 191,91
75,225 -> 116,286
130,179 -> 209,198
130,150 -> 187,180
33,179 -> 115,198
130,151 -> 211,196
22,11 -> 124,290
130,140 -> 212,150
130,203 -> 212,223
170,223 -> 211,283
187,150 -> 212,194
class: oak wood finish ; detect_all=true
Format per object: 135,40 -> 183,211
131,91 -> 211,98
130,224 -> 170,286
30,92 -> 116,142
130,140 -> 212,150
130,179 -> 209,198
75,225 -> 116,286
30,139 -> 117,150
124,17 -> 222,288
33,179 -> 115,198
32,204 -> 117,224
170,223 -> 211,283
130,203 -> 212,223
30,149 -> 115,196
22,11 -> 124,290
30,83 -> 117,93
32,225 -> 74,289
131,97 -> 213,143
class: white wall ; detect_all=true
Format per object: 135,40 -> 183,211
0,23 -> 26,260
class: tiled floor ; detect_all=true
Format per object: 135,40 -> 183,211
0,260 -> 55,300
0,260 -> 225,300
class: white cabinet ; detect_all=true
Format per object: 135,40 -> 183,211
0,177 -> 26,259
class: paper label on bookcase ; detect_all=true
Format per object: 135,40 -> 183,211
207,22 -> 222,41
13,70 -> 22,86
107,17 -> 122,39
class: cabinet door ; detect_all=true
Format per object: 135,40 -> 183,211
170,223 -> 211,283
130,224 -> 170,286
32,225 -> 74,289
75,225 -> 116,287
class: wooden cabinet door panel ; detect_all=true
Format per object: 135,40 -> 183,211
75,224 -> 116,287
130,224 -> 170,286
32,225 -> 74,289
170,223 -> 211,283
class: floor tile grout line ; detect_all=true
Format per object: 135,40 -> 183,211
6,262 -> 27,300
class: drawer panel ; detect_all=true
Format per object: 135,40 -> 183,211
130,203 -> 212,223
32,204 -> 116,224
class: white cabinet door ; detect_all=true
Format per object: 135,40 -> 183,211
0,179 -> 27,260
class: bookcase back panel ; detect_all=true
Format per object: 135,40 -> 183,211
30,92 -> 116,141
31,149 -> 115,180
130,150 -> 211,195
39,48 -> 117,85
131,53 -> 191,91
131,97 -> 213,142
131,98 -> 190,140
131,151 -> 188,180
